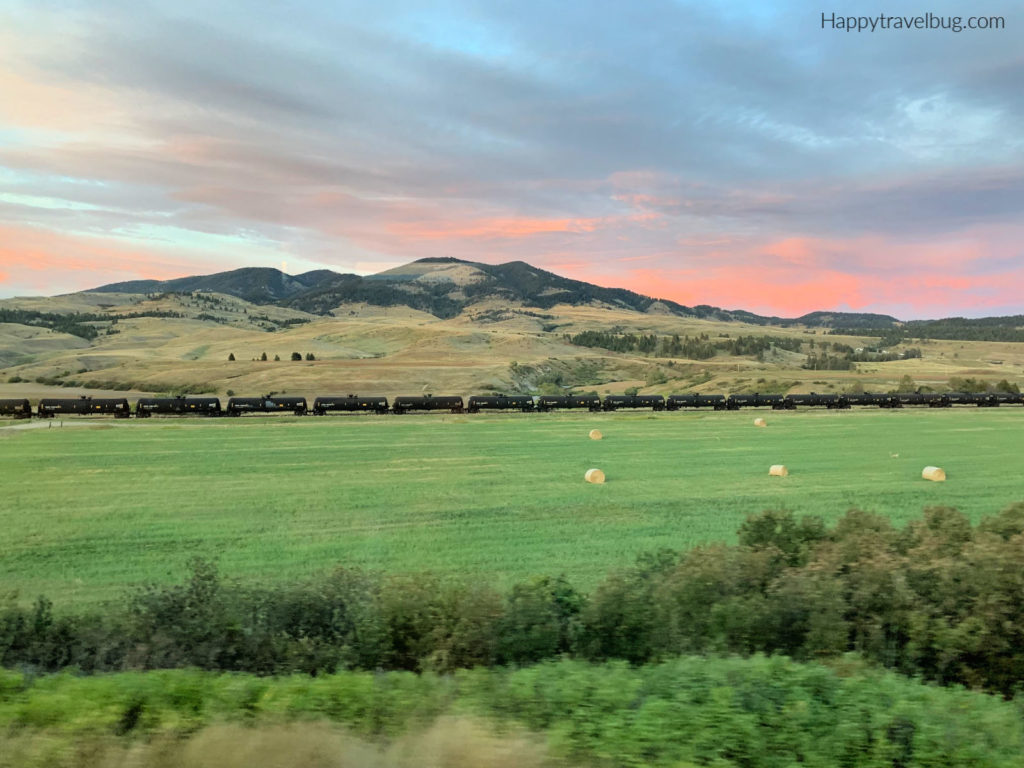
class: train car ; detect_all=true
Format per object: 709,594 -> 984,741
0,398 -> 32,419
602,394 -> 665,411
312,395 -> 389,415
37,396 -> 131,418
391,395 -> 464,414
666,393 -> 727,410
992,391 -> 1024,405
782,393 -> 822,409
725,393 -> 786,410
135,396 -> 222,417
535,394 -> 601,412
894,392 -> 931,407
466,394 -> 534,413
845,392 -> 900,408
944,391 -> 979,406
758,393 -> 787,409
819,394 -> 850,409
225,395 -> 307,416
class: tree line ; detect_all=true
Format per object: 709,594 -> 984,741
3,504 -> 1024,696
832,317 -> 1024,343
0,309 -> 184,341
565,331 -> 803,359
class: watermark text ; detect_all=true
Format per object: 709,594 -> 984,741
822,12 -> 1005,33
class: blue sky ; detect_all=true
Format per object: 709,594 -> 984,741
1,1 -> 1021,317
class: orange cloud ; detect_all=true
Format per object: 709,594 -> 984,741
605,266 -> 1018,317
0,225 -> 218,293
557,229 -> 1024,318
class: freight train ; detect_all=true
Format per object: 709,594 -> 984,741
6,390 -> 1022,420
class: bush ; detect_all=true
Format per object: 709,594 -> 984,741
3,506 -> 1024,695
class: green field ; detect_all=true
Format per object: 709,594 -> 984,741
2,409 -> 1023,606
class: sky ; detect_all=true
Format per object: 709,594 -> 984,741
1,1 -> 1022,319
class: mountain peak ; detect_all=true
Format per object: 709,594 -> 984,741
88,258 -> 901,327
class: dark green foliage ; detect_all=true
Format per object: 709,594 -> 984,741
566,331 -> 802,359
497,577 -> 583,665
948,376 -> 1021,394
290,352 -> 302,361
0,309 -> 184,340
833,315 -> 1024,342
93,268 -> 336,304
3,506 -> 1024,696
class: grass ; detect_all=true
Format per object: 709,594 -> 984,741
2,409 -> 1023,606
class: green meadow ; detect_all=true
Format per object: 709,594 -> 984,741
2,408 -> 1023,606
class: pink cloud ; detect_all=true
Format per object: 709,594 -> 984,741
0,225 -> 219,293
386,215 -> 605,242
551,228 -> 1024,318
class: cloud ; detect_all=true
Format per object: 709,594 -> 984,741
0,224 -> 246,295
0,0 -> 1022,316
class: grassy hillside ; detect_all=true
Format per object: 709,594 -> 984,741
2,409 -> 1022,606
1,288 -> 1022,402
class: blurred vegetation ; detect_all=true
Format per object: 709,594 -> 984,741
0,657 -> 1022,767
0,719 -> 556,768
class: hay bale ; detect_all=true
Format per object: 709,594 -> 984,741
922,466 -> 946,482
768,464 -> 788,477
584,468 -> 605,484
589,429 -> 603,440
753,418 -> 766,427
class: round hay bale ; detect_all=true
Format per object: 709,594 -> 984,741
922,466 -> 946,482
584,468 -> 605,484
768,464 -> 788,477
753,418 -> 766,427
589,429 -> 603,440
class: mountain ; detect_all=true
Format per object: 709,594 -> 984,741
93,267 -> 339,305
90,257 -> 902,327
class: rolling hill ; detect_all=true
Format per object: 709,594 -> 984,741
0,257 -> 1021,402
93,257 -> 900,327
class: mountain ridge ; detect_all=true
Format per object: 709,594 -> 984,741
92,257 -> 908,328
